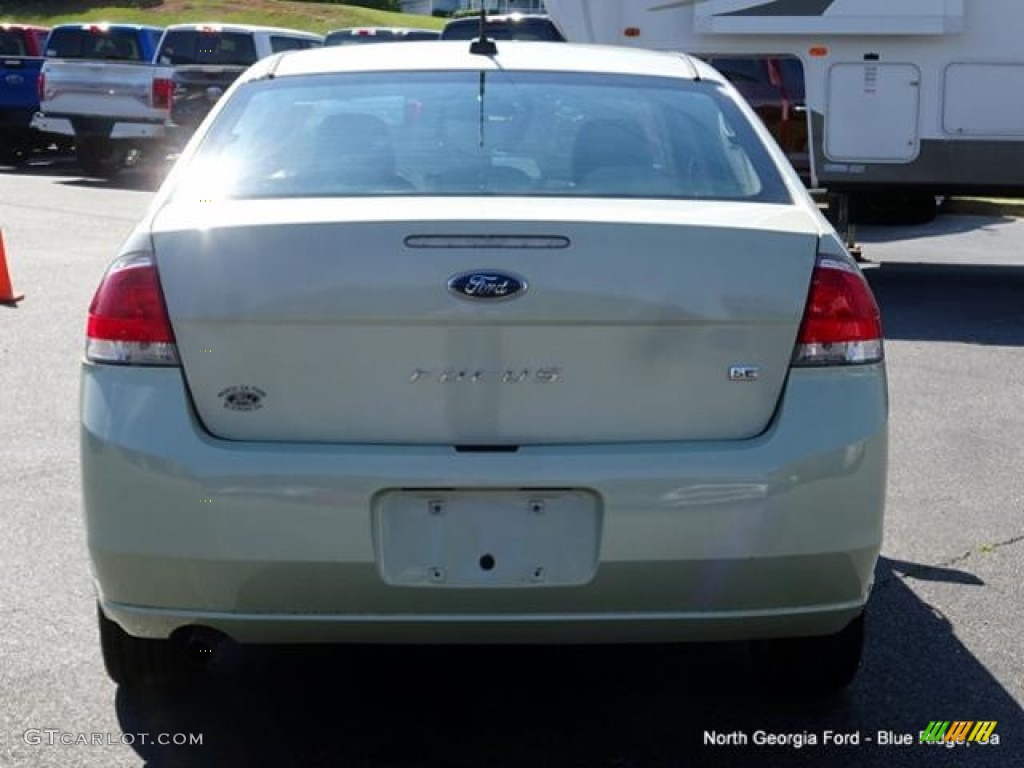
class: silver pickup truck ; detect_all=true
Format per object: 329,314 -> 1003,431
33,22 -> 322,177
32,23 -> 168,176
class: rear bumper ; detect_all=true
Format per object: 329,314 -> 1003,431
31,113 -> 166,140
82,363 -> 887,644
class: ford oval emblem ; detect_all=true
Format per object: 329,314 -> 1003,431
448,271 -> 528,301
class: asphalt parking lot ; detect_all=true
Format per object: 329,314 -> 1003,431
1,158 -> 1022,767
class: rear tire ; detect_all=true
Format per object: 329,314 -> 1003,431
76,138 -> 124,178
0,133 -> 28,166
751,612 -> 865,694
97,603 -> 178,687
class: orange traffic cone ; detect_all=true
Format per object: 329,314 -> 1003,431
0,228 -> 24,304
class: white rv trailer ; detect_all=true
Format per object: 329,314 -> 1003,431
543,0 -> 1024,216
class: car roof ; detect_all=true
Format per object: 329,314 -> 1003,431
259,41 -> 719,83
327,27 -> 439,35
50,22 -> 163,31
445,13 -> 554,23
0,23 -> 50,32
163,22 -> 323,39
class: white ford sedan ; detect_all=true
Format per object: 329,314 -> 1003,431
81,39 -> 887,690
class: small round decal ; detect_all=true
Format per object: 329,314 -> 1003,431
217,385 -> 266,411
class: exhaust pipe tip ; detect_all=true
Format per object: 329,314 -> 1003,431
173,626 -> 233,670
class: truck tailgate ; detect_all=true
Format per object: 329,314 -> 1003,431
40,59 -> 166,121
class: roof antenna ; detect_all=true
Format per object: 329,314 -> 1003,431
469,6 -> 497,56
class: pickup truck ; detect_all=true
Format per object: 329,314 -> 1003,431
32,23 -> 166,176
155,23 -> 322,142
33,22 -> 322,176
440,14 -> 565,40
0,23 -> 50,162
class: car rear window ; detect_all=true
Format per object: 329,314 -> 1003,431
174,71 -> 792,204
441,18 -> 564,41
0,30 -> 28,56
157,30 -> 257,66
401,30 -> 441,41
270,35 -> 320,53
45,27 -> 146,61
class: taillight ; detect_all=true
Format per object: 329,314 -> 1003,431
152,77 -> 174,110
86,253 -> 179,366
37,71 -> 45,102
792,256 -> 883,366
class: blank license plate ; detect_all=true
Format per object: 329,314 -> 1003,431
374,489 -> 601,588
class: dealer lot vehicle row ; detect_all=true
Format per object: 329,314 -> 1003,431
6,14 -> 557,178
31,22 -> 323,176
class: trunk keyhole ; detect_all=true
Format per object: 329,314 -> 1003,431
479,554 -> 496,571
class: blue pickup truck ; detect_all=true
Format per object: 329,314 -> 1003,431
0,23 -> 51,162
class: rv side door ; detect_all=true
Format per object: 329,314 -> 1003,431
825,63 -> 921,162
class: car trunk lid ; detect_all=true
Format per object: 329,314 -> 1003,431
152,197 -> 821,444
